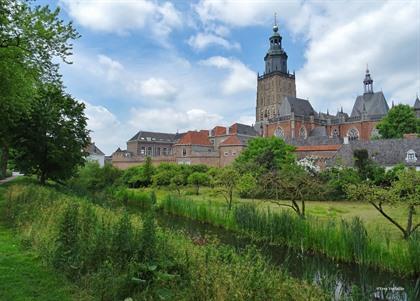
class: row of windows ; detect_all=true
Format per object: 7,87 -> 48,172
273,127 -> 366,140
139,146 -> 170,156
224,151 -> 237,157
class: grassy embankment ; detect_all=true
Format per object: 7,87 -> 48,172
0,182 -> 93,301
1,181 -> 325,301
128,187 -> 419,276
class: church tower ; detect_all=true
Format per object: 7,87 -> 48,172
256,15 -> 296,126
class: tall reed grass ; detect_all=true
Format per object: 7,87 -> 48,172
2,183 -> 325,300
160,195 -> 419,276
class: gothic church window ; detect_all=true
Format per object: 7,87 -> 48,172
182,148 -> 187,157
299,127 -> 307,139
274,127 -> 284,138
347,128 -> 359,141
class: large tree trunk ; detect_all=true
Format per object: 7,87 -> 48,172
0,144 -> 9,179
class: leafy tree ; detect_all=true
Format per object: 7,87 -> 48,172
319,167 -> 361,199
68,162 -> 122,194
376,104 -> 420,138
0,0 -> 79,177
353,149 -> 386,185
234,137 -> 295,175
187,172 -> 209,195
170,174 -> 185,195
262,164 -> 323,218
237,173 -> 258,198
13,86 -> 90,184
143,156 -> 155,186
123,159 -> 155,188
346,168 -> 420,239
216,167 -> 239,210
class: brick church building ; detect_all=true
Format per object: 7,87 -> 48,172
112,20 -> 419,170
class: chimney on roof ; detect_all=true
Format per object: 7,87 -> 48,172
403,133 -> 417,140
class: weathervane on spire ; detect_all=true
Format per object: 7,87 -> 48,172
273,12 -> 278,32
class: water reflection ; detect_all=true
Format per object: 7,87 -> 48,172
151,212 -> 418,301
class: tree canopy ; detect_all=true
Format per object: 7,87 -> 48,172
13,86 -> 89,184
376,104 -> 420,138
346,168 -> 420,239
234,137 -> 295,175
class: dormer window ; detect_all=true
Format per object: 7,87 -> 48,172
406,149 -> 417,163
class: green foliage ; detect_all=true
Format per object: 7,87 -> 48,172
68,162 -> 122,195
0,0 -> 79,178
123,160 -> 155,188
234,137 -> 295,175
215,167 -> 239,210
53,203 -> 80,280
237,173 -> 259,198
353,149 -> 386,185
187,172 -> 210,195
377,104 -> 420,138
161,195 -> 419,275
2,183 -> 325,300
319,167 -> 361,200
346,168 -> 420,239
170,174 -> 185,195
13,86 -> 90,184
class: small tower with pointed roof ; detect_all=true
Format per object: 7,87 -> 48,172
363,66 -> 374,94
414,94 -> 420,118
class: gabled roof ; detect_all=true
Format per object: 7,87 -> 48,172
229,123 -> 258,136
278,96 -> 315,117
350,91 -> 389,117
128,131 -> 179,142
86,143 -> 105,156
176,131 -> 212,146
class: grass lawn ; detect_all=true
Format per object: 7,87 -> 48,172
149,187 -> 417,240
0,184 -> 93,301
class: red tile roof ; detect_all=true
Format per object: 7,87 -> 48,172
219,135 -> 244,146
176,131 -> 212,146
295,145 -> 342,152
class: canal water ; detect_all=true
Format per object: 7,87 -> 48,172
151,212 -> 419,301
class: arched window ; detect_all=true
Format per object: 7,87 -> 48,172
332,128 -> 339,138
406,149 -> 417,163
299,127 -> 307,139
182,148 -> 187,157
274,127 -> 284,138
347,128 -> 359,141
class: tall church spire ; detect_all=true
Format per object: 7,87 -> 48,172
264,14 -> 288,75
363,65 -> 374,94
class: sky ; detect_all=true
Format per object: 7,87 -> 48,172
42,0 -> 420,154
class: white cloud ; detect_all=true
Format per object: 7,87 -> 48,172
296,1 -> 420,112
188,32 -> 240,51
97,54 -> 124,80
60,0 -> 182,38
194,0 -> 419,112
200,56 -> 256,94
131,77 -> 178,100
129,108 -> 223,133
82,101 -> 134,155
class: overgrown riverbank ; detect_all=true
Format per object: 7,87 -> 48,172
158,194 -> 420,277
1,182 -> 325,300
